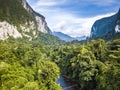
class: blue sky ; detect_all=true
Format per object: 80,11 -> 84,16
27,0 -> 120,37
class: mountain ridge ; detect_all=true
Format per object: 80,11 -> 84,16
53,31 -> 86,41
90,9 -> 120,40
0,0 -> 51,40
53,32 -> 75,41
21,0 -> 51,34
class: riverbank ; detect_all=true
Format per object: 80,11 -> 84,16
57,75 -> 80,90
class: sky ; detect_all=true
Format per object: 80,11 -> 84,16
27,0 -> 120,37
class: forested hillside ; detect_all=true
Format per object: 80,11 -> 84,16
0,38 -> 120,90
0,0 -> 120,90
48,39 -> 120,90
0,0 -> 34,25
0,40 -> 61,90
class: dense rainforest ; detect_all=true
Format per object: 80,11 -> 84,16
0,39 -> 61,90
0,38 -> 120,90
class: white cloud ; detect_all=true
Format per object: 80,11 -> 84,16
33,0 -> 67,7
27,0 -> 116,37
79,0 -> 117,6
53,21 -> 67,30
93,0 -> 116,6
36,1 -> 58,6
49,13 -> 115,37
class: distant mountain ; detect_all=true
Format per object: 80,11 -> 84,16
53,32 -> 87,41
90,9 -> 120,40
53,32 -> 76,41
75,36 -> 86,41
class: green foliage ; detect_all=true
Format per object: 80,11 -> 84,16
95,62 -> 120,90
33,33 -> 66,45
1,0 -> 119,90
0,37 -> 120,90
48,39 -> 120,90
87,39 -> 108,61
0,40 -> 61,90
0,0 -> 34,25
49,46 -> 98,90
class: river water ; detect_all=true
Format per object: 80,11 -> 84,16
57,75 -> 80,90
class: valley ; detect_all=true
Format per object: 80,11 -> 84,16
0,0 -> 120,90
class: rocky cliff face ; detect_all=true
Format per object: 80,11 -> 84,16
21,0 -> 51,33
0,0 -> 51,40
90,9 -> 120,40
115,10 -> 120,33
0,21 -> 22,40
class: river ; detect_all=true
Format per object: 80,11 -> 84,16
57,75 -> 80,90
